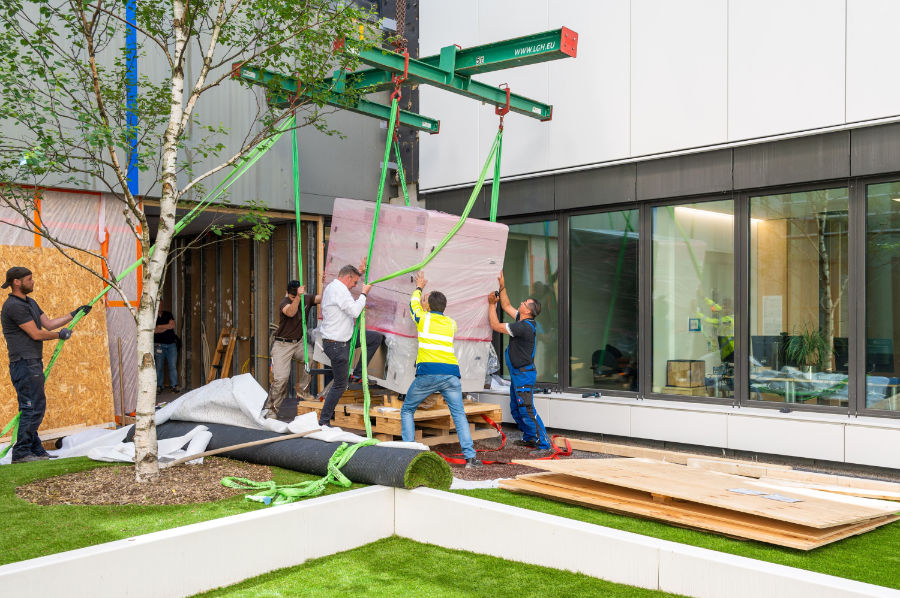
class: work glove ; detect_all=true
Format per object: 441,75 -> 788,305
71,305 -> 92,318
58,328 -> 72,340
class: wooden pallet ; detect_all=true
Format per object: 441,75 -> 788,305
501,457 -> 900,549
297,389 -> 502,445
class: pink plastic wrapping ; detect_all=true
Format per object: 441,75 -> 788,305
323,198 -> 508,393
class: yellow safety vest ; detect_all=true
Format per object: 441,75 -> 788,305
410,289 -> 460,376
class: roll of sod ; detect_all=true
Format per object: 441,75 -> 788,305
146,421 -> 452,491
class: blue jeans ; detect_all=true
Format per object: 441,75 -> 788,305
402,374 -> 475,459
10,358 -> 47,459
154,343 -> 178,388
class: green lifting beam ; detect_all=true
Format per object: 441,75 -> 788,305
344,27 -> 578,91
233,27 -> 578,125
232,64 -> 440,133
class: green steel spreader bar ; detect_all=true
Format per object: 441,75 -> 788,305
232,63 -> 440,133
417,27 -> 578,76
339,28 -> 577,95
354,46 -> 554,120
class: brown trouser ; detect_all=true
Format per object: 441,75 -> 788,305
264,339 -> 310,415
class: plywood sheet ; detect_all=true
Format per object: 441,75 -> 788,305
513,458 -> 898,528
0,246 -> 115,430
686,457 -> 900,501
555,437 -> 792,469
500,473 -> 899,550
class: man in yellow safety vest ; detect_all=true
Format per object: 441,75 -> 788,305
402,271 -> 482,468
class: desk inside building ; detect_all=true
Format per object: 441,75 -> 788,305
297,388 -> 503,445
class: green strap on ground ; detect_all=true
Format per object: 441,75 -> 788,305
221,439 -> 379,505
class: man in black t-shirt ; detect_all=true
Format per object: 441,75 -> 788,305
262,280 -> 320,419
1,266 -> 90,463
487,272 -> 551,451
154,305 -> 180,393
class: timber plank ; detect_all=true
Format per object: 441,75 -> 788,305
555,437 -> 791,470
512,458 -> 898,528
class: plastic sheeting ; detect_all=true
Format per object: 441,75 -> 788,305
323,198 -> 508,393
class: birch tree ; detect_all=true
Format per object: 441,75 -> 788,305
0,0 -> 377,481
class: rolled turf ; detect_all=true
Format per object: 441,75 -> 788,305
151,421 -> 452,491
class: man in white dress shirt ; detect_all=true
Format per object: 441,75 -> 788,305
318,261 -> 384,426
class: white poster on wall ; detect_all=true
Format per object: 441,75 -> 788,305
762,295 -> 783,336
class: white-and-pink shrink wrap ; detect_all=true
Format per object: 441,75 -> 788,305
317,198 -> 508,393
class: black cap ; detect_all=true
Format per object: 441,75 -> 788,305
287,279 -> 301,292
1,266 -> 31,289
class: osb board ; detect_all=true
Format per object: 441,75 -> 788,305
500,474 -> 899,550
0,246 -> 115,430
512,458 -> 899,529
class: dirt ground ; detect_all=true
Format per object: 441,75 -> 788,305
435,427 -> 610,481
16,457 -> 271,506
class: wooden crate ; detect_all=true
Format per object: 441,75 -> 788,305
665,360 -> 705,388
298,390 -> 502,446
662,385 -> 709,397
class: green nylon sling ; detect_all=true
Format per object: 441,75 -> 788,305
0,116 -> 296,458
221,438 -> 379,505
291,113 -> 310,367
348,103 -> 505,439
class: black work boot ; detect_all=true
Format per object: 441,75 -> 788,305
465,458 -> 484,469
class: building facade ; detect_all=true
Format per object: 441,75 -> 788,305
419,0 -> 900,468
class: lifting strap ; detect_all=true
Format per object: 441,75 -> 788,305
349,99 -> 505,438
291,111 -> 310,368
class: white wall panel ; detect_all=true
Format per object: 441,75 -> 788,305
846,0 -> 900,122
630,0 -> 728,155
475,1 -> 550,179
418,0 -> 479,190
727,415 -> 845,461
728,0 -> 845,140
631,406 -> 728,447
548,1 -> 631,169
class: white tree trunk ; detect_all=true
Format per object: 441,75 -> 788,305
133,0 -> 188,483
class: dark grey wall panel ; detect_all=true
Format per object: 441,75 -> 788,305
494,176 -> 555,217
425,186 -> 488,219
554,163 -> 636,210
851,123 -> 900,177
733,131 -> 850,189
636,150 -> 732,200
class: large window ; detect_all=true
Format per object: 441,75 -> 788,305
866,182 -> 900,411
652,201 -> 735,398
502,221 -> 558,383
569,210 -> 639,391
749,188 -> 849,406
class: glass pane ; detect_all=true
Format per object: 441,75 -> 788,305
501,221 -> 559,383
866,182 -> 900,411
569,210 -> 639,391
749,188 -> 849,406
652,201 -> 735,398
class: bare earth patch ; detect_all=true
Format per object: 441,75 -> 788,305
16,457 -> 272,506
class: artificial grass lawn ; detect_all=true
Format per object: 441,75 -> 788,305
194,536 -> 685,598
0,456 -> 363,565
456,489 -> 900,589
